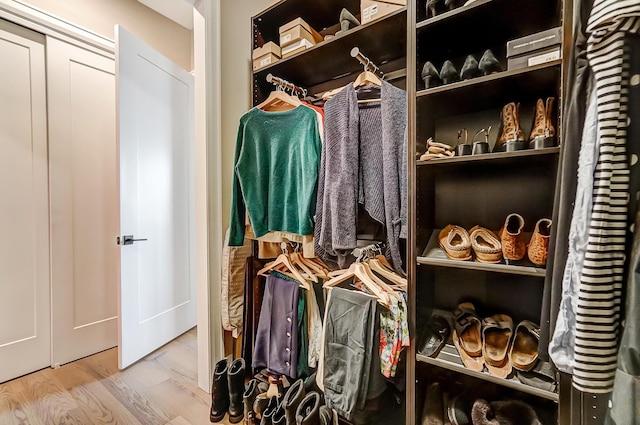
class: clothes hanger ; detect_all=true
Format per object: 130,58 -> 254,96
323,261 -> 390,307
256,86 -> 301,111
290,251 -> 319,283
257,249 -> 311,290
367,258 -> 407,290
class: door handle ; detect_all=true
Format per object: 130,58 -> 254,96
116,235 -> 148,245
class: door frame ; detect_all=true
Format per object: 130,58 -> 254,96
0,0 -> 222,391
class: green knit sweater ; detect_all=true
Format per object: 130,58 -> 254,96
228,106 -> 321,246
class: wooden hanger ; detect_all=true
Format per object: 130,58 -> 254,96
323,262 -> 390,307
294,253 -> 329,280
290,252 -> 319,283
258,253 -> 311,290
256,89 -> 301,112
353,70 -> 382,88
368,258 -> 407,290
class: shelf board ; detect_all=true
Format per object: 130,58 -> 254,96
417,146 -> 560,166
417,347 -> 558,402
418,230 -> 546,277
253,8 -> 407,94
417,0 -> 493,29
417,60 -> 561,98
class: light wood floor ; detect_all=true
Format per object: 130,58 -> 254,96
0,328 -> 232,425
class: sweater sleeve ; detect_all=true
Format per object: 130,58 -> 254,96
228,118 -> 247,246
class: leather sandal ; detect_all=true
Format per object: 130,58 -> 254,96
452,303 -> 484,371
469,226 -> 502,263
439,225 -> 472,261
418,314 -> 451,358
509,320 -> 540,371
482,314 -> 513,378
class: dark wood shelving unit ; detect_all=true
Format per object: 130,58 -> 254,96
417,146 -> 560,166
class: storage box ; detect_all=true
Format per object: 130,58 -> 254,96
282,39 -> 314,58
252,42 -> 281,71
506,27 -> 562,58
507,46 -> 561,71
361,0 -> 406,24
279,18 -> 322,48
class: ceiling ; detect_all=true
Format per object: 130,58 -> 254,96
137,0 -> 194,30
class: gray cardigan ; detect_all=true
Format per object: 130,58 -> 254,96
314,81 -> 407,272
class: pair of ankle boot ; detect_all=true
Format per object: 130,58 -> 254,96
210,358 -> 246,423
494,98 -> 556,152
421,50 -> 501,89
500,214 -> 552,266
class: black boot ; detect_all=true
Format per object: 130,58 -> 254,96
210,359 -> 230,422
318,406 -> 333,425
244,379 -> 261,425
261,395 -> 281,425
272,403 -> 286,425
295,392 -> 321,425
282,380 -> 306,425
253,393 -> 270,423
228,358 -> 246,423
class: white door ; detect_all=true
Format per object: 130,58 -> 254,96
0,21 -> 50,383
47,37 -> 119,367
116,25 -> 196,369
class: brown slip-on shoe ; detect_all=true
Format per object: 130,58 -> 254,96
452,303 -> 484,371
509,320 -> 540,371
469,226 -> 502,263
438,225 -> 472,261
482,314 -> 513,379
527,218 -> 551,266
499,213 -> 526,264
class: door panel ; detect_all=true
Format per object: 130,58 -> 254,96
116,25 -> 196,369
0,20 -> 50,383
48,37 -> 118,366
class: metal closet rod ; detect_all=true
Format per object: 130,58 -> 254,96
350,47 -> 385,78
266,73 -> 307,97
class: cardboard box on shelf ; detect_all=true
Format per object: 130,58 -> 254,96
361,0 -> 406,24
279,18 -> 323,48
282,39 -> 314,58
506,27 -> 562,58
252,42 -> 281,71
507,46 -> 561,71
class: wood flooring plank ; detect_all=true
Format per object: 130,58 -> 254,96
0,379 -> 44,425
166,416 -> 193,425
146,378 -> 211,425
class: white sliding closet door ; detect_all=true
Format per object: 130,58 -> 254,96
48,37 -> 119,367
0,20 -> 50,383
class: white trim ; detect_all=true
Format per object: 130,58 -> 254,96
0,0 -> 114,56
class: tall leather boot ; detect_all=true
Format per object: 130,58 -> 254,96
528,97 -> 556,149
244,379 -> 261,425
318,406 -> 334,425
282,380 -> 306,425
210,359 -> 230,422
295,392 -> 321,425
261,395 -> 281,425
228,358 -> 246,423
494,102 -> 525,152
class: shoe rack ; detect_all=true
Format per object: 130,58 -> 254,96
406,0 -> 573,424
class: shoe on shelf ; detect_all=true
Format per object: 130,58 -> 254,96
426,0 -> 443,18
460,54 -> 480,80
527,218 -> 551,266
422,382 -> 445,425
478,49 -> 502,75
472,399 -> 543,425
418,314 -> 452,358
440,60 -> 459,85
421,61 -> 442,89
481,314 -> 514,379
509,320 -> 541,372
445,0 -> 466,10
447,391 -> 471,425
469,225 -> 502,263
529,97 -> 556,149
338,8 -> 359,33
439,225 -> 472,261
455,128 -> 472,156
499,213 -> 527,264
452,302 -> 484,372
494,102 -> 526,152
471,126 -> 491,155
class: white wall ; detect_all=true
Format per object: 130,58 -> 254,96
20,0 -> 192,70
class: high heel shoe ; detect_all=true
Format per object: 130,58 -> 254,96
455,128 -> 471,156
440,60 -> 459,84
472,126 -> 491,155
494,102 -> 526,152
528,97 -> 556,149
460,54 -> 480,80
339,8 -> 360,33
426,0 -> 443,17
478,49 -> 502,75
421,61 -> 442,89
445,0 -> 466,10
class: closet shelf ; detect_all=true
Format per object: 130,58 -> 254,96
417,146 -> 560,166
416,0 -> 493,29
416,347 -> 558,402
418,230 -> 546,277
253,8 -> 406,95
416,60 -> 561,98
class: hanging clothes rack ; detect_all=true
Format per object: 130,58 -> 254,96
266,73 -> 308,99
350,47 -> 385,79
